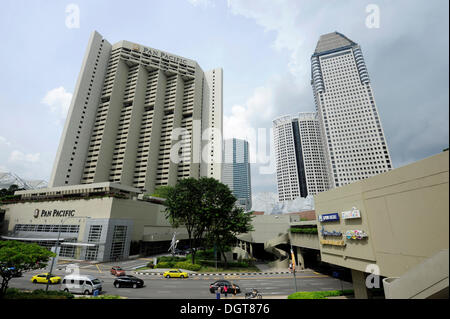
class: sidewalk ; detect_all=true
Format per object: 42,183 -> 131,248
133,268 -> 295,276
135,268 -> 198,275
326,295 -> 354,299
218,295 -> 289,299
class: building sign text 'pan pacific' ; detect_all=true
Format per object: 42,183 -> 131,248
34,209 -> 75,218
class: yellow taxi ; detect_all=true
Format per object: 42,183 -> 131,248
31,273 -> 61,284
163,269 -> 189,279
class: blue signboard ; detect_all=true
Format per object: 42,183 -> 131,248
320,227 -> 342,237
318,213 -> 340,222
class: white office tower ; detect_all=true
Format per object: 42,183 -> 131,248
311,32 -> 392,188
273,114 -> 329,202
297,112 -> 330,195
273,116 -> 301,202
49,31 -> 223,193
222,139 -> 252,211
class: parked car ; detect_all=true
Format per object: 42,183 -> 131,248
31,273 -> 61,284
209,280 -> 240,294
9,267 -> 22,277
174,249 -> 186,255
113,275 -> 144,288
0,264 -> 22,277
110,266 -> 126,276
62,274 -> 102,295
163,269 -> 189,279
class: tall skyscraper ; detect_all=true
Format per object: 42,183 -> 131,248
273,114 -> 329,202
49,31 -> 223,193
273,115 -> 302,202
297,112 -> 330,195
223,139 -> 252,211
311,32 -> 392,188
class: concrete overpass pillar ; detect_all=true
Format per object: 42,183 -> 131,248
296,247 -> 305,270
351,269 -> 369,299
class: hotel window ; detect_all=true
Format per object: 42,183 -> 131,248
85,225 -> 102,261
110,225 -> 127,260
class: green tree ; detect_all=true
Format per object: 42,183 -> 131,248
164,178 -> 206,264
199,178 -> 254,266
150,185 -> 173,199
0,241 -> 55,297
7,185 -> 19,193
0,184 -> 18,198
164,177 -> 254,266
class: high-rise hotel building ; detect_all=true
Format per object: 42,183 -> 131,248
49,31 -> 222,193
311,32 -> 392,188
273,114 -> 329,202
223,139 -> 252,211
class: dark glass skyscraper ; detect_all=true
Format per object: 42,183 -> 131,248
223,138 -> 252,210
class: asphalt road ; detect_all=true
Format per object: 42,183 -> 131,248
7,265 -> 353,299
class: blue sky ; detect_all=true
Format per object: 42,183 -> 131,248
0,0 -> 448,197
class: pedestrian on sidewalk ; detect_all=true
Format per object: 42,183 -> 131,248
223,285 -> 228,298
216,286 -> 221,299
232,284 -> 237,298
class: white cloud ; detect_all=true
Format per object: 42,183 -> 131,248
225,0 -> 449,181
187,0 -> 214,8
227,0 -> 308,77
9,150 -> 40,163
0,136 -> 11,146
224,85 -> 275,141
41,86 -> 73,120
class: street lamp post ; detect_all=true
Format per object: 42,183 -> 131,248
290,244 -> 298,292
45,216 -> 90,292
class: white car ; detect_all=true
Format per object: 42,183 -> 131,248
62,274 -> 102,295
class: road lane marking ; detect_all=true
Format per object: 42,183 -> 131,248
96,264 -> 102,274
80,265 -> 95,269
230,275 -> 328,280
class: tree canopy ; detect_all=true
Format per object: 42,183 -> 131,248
163,177 -> 254,265
0,241 -> 55,297
150,185 -> 173,199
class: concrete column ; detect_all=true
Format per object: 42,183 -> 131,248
120,65 -> 148,186
144,69 -> 167,193
296,247 -> 305,270
167,74 -> 185,187
351,269 -> 369,299
93,60 -> 129,182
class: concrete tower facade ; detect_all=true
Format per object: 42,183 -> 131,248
297,112 -> 330,195
49,31 -> 223,193
311,32 -> 392,188
273,114 -> 330,202
273,115 -> 302,202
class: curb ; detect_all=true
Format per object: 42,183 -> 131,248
133,271 -> 293,276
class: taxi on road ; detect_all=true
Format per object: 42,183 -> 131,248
163,269 -> 189,279
31,273 -> 61,284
